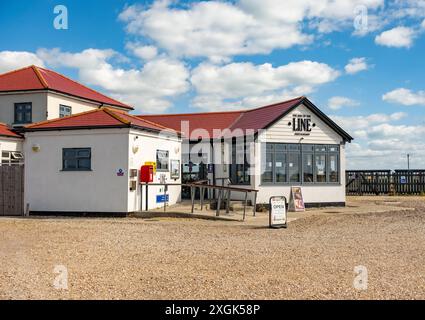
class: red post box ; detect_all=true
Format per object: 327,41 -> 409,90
140,165 -> 154,183
140,165 -> 153,183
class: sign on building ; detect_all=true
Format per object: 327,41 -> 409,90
289,187 -> 305,212
269,196 -> 287,228
291,114 -> 315,136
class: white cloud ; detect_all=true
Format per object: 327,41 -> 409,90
327,96 -> 359,110
331,112 -> 407,131
332,112 -> 424,169
382,88 -> 425,106
344,57 -> 369,74
119,0 -> 384,60
37,48 -> 190,113
126,43 -> 158,61
190,60 -> 339,110
422,19 -> 425,29
375,26 -> 416,48
0,51 -> 45,73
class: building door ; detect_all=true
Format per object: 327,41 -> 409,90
182,161 -> 208,199
0,165 -> 24,216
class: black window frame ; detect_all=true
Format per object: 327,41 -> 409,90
229,137 -> 251,185
59,104 -> 72,118
261,143 -> 340,185
62,148 -> 92,171
14,102 -> 32,124
156,150 -> 169,172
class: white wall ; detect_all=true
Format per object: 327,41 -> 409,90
0,91 -> 129,126
0,137 -> 23,160
265,104 -> 342,144
128,129 -> 182,211
24,128 -> 130,213
0,92 -> 48,125
46,92 -> 101,119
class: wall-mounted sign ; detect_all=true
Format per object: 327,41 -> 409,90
269,196 -> 287,228
116,168 -> 125,177
289,114 -> 315,136
400,176 -> 407,184
144,161 -> 157,174
170,160 -> 180,179
289,187 -> 305,212
156,194 -> 169,203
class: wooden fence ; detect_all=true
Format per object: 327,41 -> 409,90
0,165 -> 24,216
346,170 -> 425,195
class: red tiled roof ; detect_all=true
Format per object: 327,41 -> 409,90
139,110 -> 244,139
138,97 -> 304,139
0,65 -> 133,110
0,123 -> 22,138
25,108 -> 176,134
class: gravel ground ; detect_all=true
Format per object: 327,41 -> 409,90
1,197 -> 425,300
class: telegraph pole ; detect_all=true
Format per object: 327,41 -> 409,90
407,154 -> 410,170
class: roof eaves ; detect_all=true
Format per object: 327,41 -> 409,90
23,124 -> 129,132
24,108 -> 102,129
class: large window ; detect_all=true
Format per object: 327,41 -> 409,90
156,150 -> 169,171
62,148 -> 91,171
59,105 -> 72,118
230,138 -> 250,185
14,102 -> 32,124
262,143 -> 340,184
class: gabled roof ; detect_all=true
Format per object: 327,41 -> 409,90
0,65 -> 133,110
24,108 -> 178,135
138,97 -> 353,142
0,123 -> 22,139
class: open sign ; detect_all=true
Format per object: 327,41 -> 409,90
269,196 -> 287,228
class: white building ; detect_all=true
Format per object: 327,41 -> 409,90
23,108 -> 182,214
0,66 -> 353,216
140,96 -> 353,207
0,65 -> 132,127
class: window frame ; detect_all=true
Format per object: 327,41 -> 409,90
156,149 -> 169,172
229,137 -> 251,185
261,143 -> 340,185
59,104 -> 72,118
14,102 -> 32,124
62,148 -> 92,171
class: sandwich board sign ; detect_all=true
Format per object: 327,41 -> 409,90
269,196 -> 287,228
289,187 -> 305,212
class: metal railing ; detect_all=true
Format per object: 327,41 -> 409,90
141,181 -> 258,221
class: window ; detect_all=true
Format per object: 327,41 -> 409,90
315,154 -> 327,182
275,152 -> 286,183
14,102 -> 32,124
303,153 -> 314,183
59,105 -> 72,118
156,150 -> 169,171
1,151 -> 24,165
329,154 -> 339,183
261,143 -> 340,184
230,138 -> 251,185
262,146 -> 273,183
62,148 -> 91,171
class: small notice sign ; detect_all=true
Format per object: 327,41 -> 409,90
289,187 -> 305,212
156,194 -> 169,203
269,196 -> 287,228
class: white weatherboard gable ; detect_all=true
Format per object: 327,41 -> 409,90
265,103 -> 343,144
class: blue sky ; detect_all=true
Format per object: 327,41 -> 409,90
0,0 -> 425,169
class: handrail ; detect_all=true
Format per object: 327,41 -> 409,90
141,181 -> 258,220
